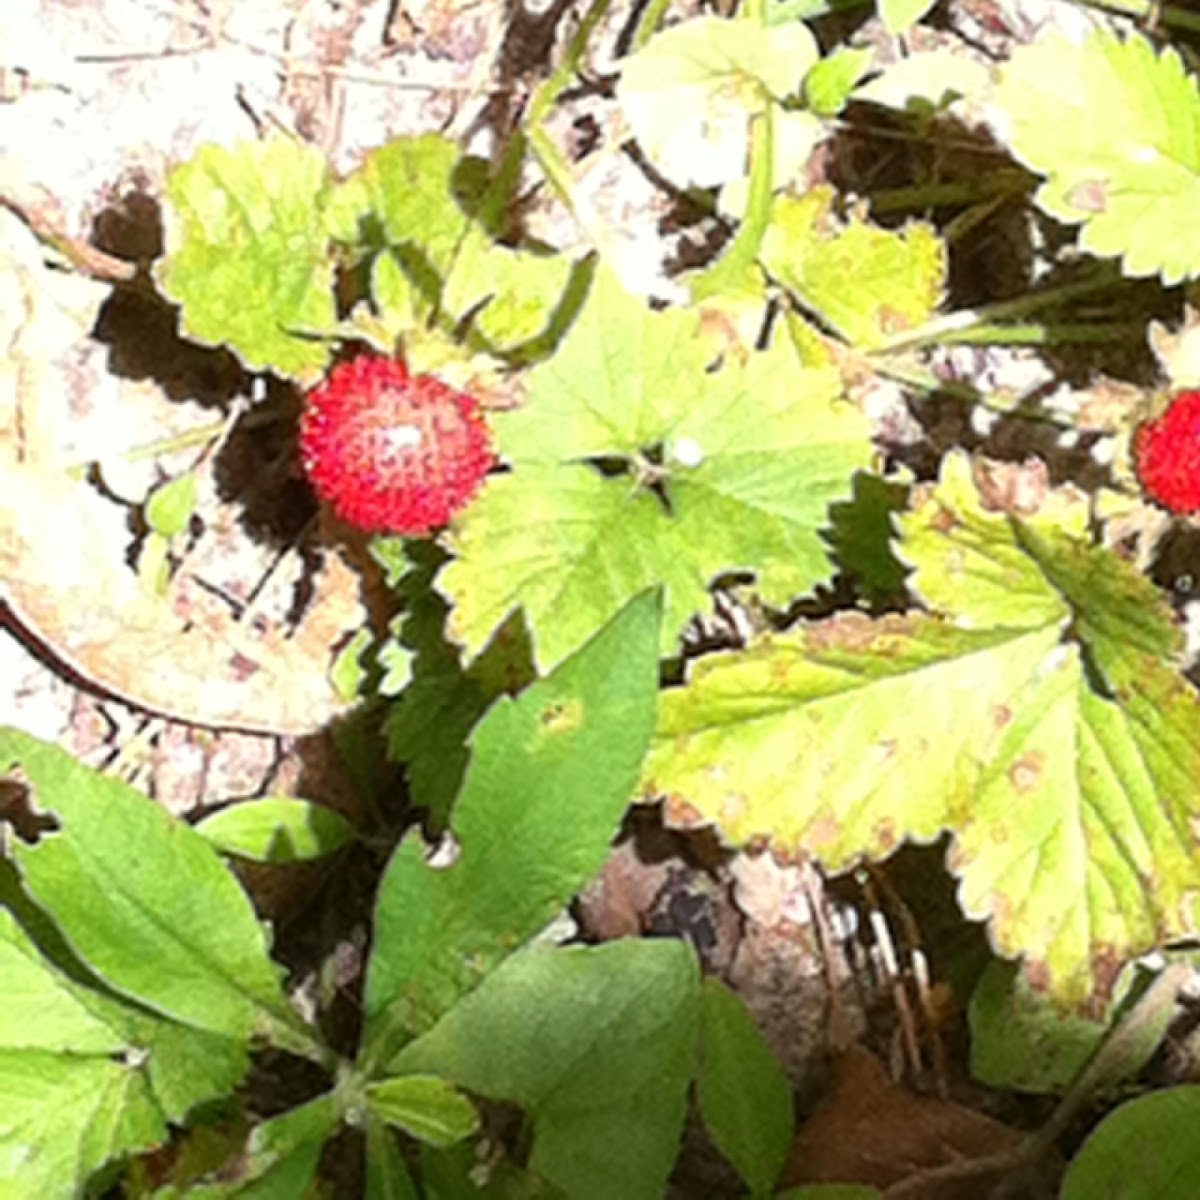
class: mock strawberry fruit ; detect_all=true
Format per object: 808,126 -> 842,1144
299,356 -> 494,535
1134,389 -> 1200,515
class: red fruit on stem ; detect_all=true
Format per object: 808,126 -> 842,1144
1134,389 -> 1200,515
299,356 -> 494,535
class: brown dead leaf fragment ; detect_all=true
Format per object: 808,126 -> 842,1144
782,1046 -> 1039,1199
1,204 -> 359,735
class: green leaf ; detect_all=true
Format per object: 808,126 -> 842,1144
0,728 -> 310,1049
395,940 -> 700,1200
853,48 -> 991,114
334,135 -> 589,360
760,188 -> 945,348
195,797 -> 355,863
365,1114 -> 420,1200
878,0 -> 936,34
382,540 -> 534,829
0,901 -> 247,1200
367,1075 -> 480,1147
337,134 -> 471,280
1061,1086 -> 1200,1199
0,1048 -> 165,1200
155,137 -> 336,383
969,961 -> 1105,1093
697,978 -> 793,1194
362,590 -> 661,1057
804,47 -> 874,117
440,267 -> 871,670
181,1095 -> 338,1199
145,472 -> 198,540
643,454 -> 1200,1003
825,471 -> 910,606
617,16 -> 820,188
994,30 -> 1200,284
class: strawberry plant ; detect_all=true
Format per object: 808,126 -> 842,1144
6,0 -> 1200,1195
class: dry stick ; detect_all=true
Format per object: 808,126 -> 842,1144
883,962 -> 1194,1200
0,189 -> 136,283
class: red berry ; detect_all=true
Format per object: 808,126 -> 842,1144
299,356 -> 494,535
1134,390 -> 1200,515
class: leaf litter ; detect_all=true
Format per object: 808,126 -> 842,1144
4,0 -> 1200,1195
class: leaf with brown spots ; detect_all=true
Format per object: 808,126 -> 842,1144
644,453 -> 1200,1005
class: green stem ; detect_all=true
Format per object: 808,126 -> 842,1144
690,103 -> 775,302
869,266 -> 1127,355
630,0 -> 674,51
867,171 -> 1032,218
919,320 -> 1144,347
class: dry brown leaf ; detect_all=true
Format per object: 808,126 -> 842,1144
782,1046 -> 1035,1199
1,209 -> 359,735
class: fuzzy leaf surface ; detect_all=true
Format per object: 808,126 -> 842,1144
618,16 -> 819,188
440,268 -> 871,669
995,30 -> 1200,284
155,138 -> 336,383
645,455 -> 1200,1001
760,189 -> 945,347
394,940 -> 700,1200
363,591 -> 661,1059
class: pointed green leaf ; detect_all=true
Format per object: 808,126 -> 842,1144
1061,1087 -> 1200,1200
155,137 -> 336,383
0,729 -> 309,1049
697,978 -> 793,1194
365,1114 -> 420,1200
195,797 -> 355,863
363,591 -> 661,1056
645,455 -> 1200,1002
145,472 -> 198,540
995,30 -> 1200,284
180,1095 -> 338,1199
394,940 -> 700,1200
382,540 -> 534,828
440,268 -> 871,669
804,47 -> 874,118
0,902 -> 246,1200
367,1075 -> 480,1147
760,189 -> 945,347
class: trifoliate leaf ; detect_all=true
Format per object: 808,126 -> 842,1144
760,189 -> 945,347
439,268 -> 872,669
645,453 -> 1200,1003
155,138 -> 336,384
618,16 -> 820,188
994,30 -> 1200,284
